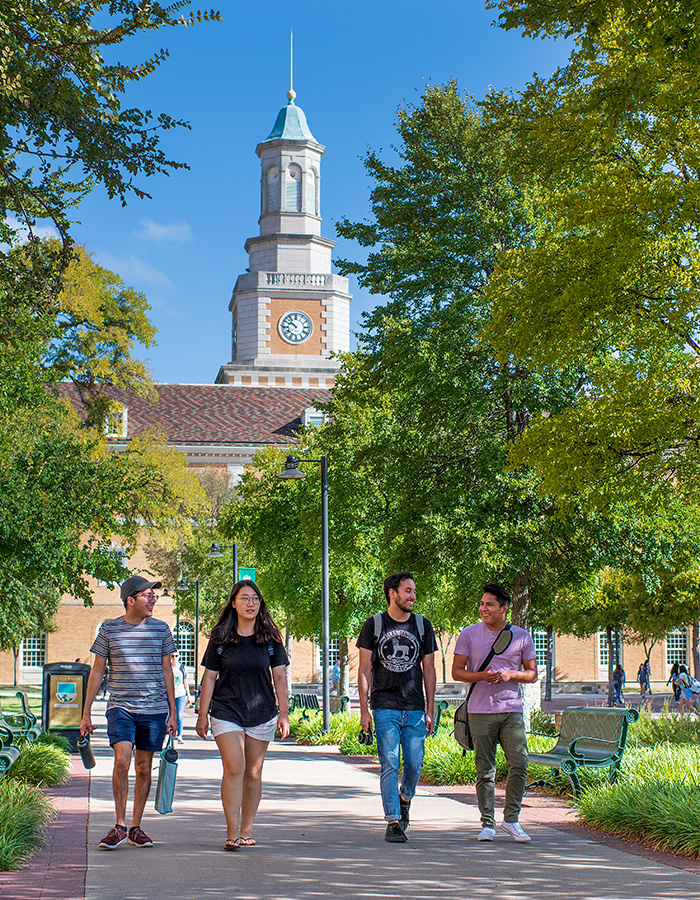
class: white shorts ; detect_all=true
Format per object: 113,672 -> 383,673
210,715 -> 277,742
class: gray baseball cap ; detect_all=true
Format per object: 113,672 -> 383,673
120,575 -> 162,601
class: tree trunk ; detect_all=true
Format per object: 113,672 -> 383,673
606,626 -> 615,707
339,637 -> 350,696
511,566 -> 531,630
693,619 -> 700,680
12,646 -> 18,688
284,627 -> 293,686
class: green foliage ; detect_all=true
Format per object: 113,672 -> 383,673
35,731 -> 71,754
0,1 -> 221,239
576,744 -> 700,857
482,1 -> 700,504
9,742 -> 70,787
628,704 -> 700,747
528,707 -> 558,736
289,710 -> 364,749
0,778 -> 54,870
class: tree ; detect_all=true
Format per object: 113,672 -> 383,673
0,582 -> 58,686
334,82 -> 594,629
480,1 -> 700,505
0,1 -> 221,243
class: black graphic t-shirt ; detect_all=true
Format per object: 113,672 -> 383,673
356,612 -> 438,711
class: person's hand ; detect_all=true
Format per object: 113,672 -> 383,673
166,713 -> 177,736
276,713 -> 290,739
483,667 -> 500,682
79,714 -> 94,737
360,710 -> 373,733
425,713 -> 434,735
195,713 -> 209,740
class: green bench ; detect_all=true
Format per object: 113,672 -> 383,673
527,706 -> 639,798
289,693 -> 350,719
0,692 -> 42,744
0,734 -> 21,775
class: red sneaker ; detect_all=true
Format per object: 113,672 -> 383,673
98,825 -> 127,850
128,825 -> 154,847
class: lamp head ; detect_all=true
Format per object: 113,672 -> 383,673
206,542 -> 224,559
276,454 -> 307,480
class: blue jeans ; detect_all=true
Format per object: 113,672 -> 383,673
373,708 -> 426,822
175,695 -> 187,739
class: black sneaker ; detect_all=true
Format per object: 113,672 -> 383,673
128,825 -> 154,847
385,822 -> 407,843
98,824 -> 127,850
399,797 -> 411,832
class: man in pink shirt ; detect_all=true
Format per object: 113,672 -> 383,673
452,583 -> 537,843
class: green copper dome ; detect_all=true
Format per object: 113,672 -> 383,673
263,100 -> 317,143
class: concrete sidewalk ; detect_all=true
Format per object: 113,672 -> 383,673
83,717 -> 700,900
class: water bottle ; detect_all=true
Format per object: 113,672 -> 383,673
77,735 -> 96,769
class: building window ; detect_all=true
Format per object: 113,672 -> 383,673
532,628 -> 550,670
265,165 -> 280,212
303,406 -> 326,428
666,628 -> 688,675
597,631 -> 609,678
21,633 -> 47,669
285,164 -> 302,212
308,167 -> 319,215
175,621 -> 195,670
105,405 -> 128,439
318,639 -> 340,668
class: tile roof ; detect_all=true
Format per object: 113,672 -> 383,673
54,383 -> 330,446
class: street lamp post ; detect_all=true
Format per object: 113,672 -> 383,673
206,542 -> 238,586
277,453 -> 330,731
177,578 -> 200,698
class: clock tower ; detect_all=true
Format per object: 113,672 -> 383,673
216,88 -> 351,388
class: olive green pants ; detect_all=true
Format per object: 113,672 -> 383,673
468,712 -> 528,827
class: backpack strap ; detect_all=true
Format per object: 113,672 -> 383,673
371,613 -> 383,662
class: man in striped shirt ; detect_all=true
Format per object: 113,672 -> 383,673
80,575 -> 177,850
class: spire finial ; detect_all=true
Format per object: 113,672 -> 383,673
287,30 -> 296,102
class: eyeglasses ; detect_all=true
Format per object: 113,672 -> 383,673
236,596 -> 260,605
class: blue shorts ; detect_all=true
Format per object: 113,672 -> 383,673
106,708 -> 167,752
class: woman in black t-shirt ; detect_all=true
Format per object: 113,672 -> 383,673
196,580 -> 289,851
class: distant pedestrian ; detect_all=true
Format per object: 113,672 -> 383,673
196,580 -> 289,851
331,661 -> 340,696
612,664 -> 625,705
677,665 -> 694,714
171,651 -> 192,743
667,662 -> 681,704
452,583 -> 537,844
80,576 -> 177,851
357,572 -> 437,844
637,661 -> 651,700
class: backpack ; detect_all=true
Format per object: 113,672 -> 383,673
371,612 -> 425,661
689,676 -> 700,693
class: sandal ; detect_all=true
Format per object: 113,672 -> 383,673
224,839 -> 241,851
239,837 -> 256,846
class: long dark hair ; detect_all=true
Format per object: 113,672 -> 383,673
209,580 -> 283,646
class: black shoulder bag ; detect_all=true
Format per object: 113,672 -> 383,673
453,625 -> 512,752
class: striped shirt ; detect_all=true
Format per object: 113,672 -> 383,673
91,617 -> 176,714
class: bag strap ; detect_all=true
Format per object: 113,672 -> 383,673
465,624 -> 512,708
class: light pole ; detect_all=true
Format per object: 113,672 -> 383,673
277,453 -> 330,731
176,578 -> 200,699
206,542 -> 238,586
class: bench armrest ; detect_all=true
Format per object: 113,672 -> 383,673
568,735 -> 619,758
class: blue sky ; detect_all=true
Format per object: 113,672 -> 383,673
71,2 -> 570,385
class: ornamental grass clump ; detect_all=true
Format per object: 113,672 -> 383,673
0,779 -> 54,870
576,744 -> 700,857
628,705 -> 700,747
10,742 -> 70,787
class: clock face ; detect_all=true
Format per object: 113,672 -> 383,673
278,310 -> 313,345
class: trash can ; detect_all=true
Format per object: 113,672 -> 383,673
42,662 -> 91,751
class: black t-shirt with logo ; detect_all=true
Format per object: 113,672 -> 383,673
356,612 -> 438,711
201,635 -> 288,727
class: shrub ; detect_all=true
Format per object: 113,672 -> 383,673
36,732 -> 72,753
10,743 -> 70,787
529,708 -> 557,736
628,705 -> 700,747
0,778 -> 54,870
576,744 -> 700,856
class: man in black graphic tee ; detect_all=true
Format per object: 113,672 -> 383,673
357,572 -> 437,843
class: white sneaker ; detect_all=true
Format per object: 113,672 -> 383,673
501,821 -> 531,842
477,827 -> 495,841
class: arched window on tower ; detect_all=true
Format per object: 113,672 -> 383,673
285,164 -> 302,212
308,167 -> 319,215
265,165 -> 280,213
